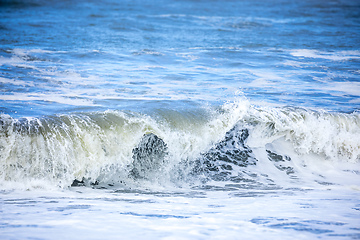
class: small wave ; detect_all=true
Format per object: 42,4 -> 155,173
132,49 -> 164,56
290,49 -> 360,61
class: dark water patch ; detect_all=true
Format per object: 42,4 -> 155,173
303,220 -> 346,226
3,198 -> 39,206
0,223 -> 52,229
192,185 -> 229,192
224,20 -> 271,30
327,233 -> 360,239
130,133 -> 168,180
132,49 -> 164,56
191,127 -> 259,185
353,204 -> 360,211
121,211 -> 190,219
315,180 -> 336,186
298,203 -> 316,209
251,217 -> 341,235
105,198 -> 157,204
43,200 -> 59,204
201,128 -> 255,168
208,204 -> 224,208
266,150 -> 296,175
266,150 -> 291,162
251,217 -> 288,225
231,189 -> 297,198
0,24 -> 8,30
231,191 -> 276,198
49,204 -> 92,212
113,188 -> 207,199
193,183 -> 281,192
89,14 -> 105,18
269,222 -> 334,234
0,0 -> 41,8
344,170 -> 360,175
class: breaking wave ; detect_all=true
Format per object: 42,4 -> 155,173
0,99 -> 359,190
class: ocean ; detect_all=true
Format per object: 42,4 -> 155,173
1,0 -> 360,239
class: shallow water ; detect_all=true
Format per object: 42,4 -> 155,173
1,0 -> 360,239
1,187 -> 360,239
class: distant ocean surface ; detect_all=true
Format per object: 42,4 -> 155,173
1,0 -> 360,239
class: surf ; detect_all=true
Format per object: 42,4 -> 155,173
0,99 -> 359,190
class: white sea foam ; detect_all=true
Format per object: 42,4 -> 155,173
290,49 -> 360,61
0,93 -> 95,106
324,81 -> 360,96
246,107 -> 360,163
12,48 -> 54,55
1,99 -> 359,191
0,77 -> 35,87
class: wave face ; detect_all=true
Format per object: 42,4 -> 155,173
1,100 -> 359,190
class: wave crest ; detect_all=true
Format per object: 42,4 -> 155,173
0,101 -> 359,190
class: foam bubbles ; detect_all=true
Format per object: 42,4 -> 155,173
0,100 -> 359,190
246,107 -> 360,163
290,49 -> 360,61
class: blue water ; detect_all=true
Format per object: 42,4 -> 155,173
1,0 -> 360,239
1,0 -> 360,117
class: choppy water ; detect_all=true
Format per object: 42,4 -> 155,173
1,0 -> 360,239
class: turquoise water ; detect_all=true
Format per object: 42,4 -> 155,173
1,0 -> 360,239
